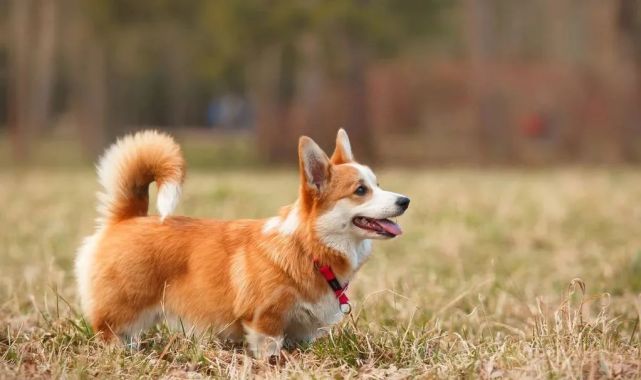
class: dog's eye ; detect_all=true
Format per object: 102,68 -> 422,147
354,185 -> 368,196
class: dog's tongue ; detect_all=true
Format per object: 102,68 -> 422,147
375,219 -> 402,236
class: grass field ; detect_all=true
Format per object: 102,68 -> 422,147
1,167 -> 641,378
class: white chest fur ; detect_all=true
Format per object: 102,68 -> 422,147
283,240 -> 369,343
285,290 -> 345,343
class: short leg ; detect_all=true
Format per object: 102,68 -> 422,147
242,286 -> 295,360
90,301 -> 158,345
243,322 -> 284,360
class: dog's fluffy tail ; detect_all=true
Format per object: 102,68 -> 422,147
96,130 -> 185,224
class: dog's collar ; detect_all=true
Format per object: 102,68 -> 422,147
313,259 -> 351,314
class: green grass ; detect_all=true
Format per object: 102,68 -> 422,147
1,167 -> 641,378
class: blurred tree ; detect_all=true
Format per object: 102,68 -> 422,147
617,0 -> 641,160
65,0 -> 108,157
79,0 -> 203,139
7,0 -> 57,160
311,0 -> 447,161
196,0 -> 448,162
465,0 -> 513,162
6,0 -> 447,161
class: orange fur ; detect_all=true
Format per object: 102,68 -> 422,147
75,128 -> 408,359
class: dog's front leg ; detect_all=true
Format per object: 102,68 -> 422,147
242,285 -> 296,360
243,320 -> 284,361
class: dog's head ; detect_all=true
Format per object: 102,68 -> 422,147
298,129 -> 410,242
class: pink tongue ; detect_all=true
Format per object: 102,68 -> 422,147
374,219 -> 402,236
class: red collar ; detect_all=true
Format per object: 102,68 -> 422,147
314,259 -> 351,314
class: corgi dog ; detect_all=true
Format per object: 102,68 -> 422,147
75,129 -> 409,359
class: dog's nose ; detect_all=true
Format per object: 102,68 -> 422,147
396,196 -> 410,210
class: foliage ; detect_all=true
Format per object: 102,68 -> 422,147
81,0 -> 449,93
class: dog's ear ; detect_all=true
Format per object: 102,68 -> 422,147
299,136 -> 330,193
330,128 -> 354,165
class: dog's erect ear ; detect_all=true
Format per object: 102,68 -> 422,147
330,128 -> 354,165
299,136 -> 330,193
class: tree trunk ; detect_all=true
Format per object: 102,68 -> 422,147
251,43 -> 298,163
30,0 -> 57,137
344,33 -> 375,163
7,0 -> 32,160
297,34 -> 324,141
66,0 -> 107,158
617,0 -> 641,161
7,0 -> 58,162
465,0 -> 510,163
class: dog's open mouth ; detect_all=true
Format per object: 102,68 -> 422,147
352,217 -> 402,237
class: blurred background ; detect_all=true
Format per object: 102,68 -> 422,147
2,0 -> 641,167
5,3 -> 641,376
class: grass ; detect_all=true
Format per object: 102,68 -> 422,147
1,167 -> 641,378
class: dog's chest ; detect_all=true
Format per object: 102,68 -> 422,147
286,290 -> 344,341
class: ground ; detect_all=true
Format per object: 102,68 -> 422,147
1,167 -> 640,378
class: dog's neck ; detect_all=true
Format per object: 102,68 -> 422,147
296,200 -> 373,275
263,201 -> 373,282
314,234 -> 372,273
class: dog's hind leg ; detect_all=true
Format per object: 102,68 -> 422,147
91,302 -> 160,344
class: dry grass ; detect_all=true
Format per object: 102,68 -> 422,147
1,167 -> 640,378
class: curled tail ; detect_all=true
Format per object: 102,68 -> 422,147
96,130 -> 185,224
